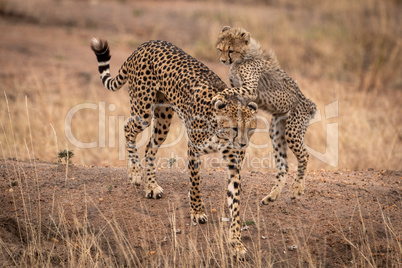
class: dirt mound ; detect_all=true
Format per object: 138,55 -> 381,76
0,159 -> 400,267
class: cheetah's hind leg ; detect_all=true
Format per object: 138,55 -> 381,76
143,93 -> 175,199
124,84 -> 157,186
125,117 -> 147,185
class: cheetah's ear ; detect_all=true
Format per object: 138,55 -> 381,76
214,99 -> 227,110
221,26 -> 231,33
247,102 -> 258,112
240,31 -> 251,45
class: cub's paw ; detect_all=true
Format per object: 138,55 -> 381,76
212,93 -> 229,109
290,181 -> 305,200
191,209 -> 208,224
145,185 -> 164,199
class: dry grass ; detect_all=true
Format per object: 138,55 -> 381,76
0,96 -> 400,266
0,0 -> 400,171
0,158 -> 400,267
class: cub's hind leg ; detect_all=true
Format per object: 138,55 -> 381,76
262,115 -> 288,204
286,106 -> 311,199
143,92 -> 175,199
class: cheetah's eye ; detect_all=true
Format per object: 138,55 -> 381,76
217,48 -> 222,52
228,50 -> 234,54
248,128 -> 256,133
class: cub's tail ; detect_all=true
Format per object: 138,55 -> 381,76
90,38 -> 128,91
307,99 -> 317,117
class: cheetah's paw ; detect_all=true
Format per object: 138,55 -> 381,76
261,188 -> 281,204
128,172 -> 142,186
127,162 -> 142,185
230,239 -> 247,261
290,181 -> 304,200
191,210 -> 208,224
145,185 -> 164,199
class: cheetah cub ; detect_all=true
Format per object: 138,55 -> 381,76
215,26 -> 317,203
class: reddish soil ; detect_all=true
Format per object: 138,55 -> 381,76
0,159 -> 400,266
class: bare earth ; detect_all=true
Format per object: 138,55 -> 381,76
0,159 -> 400,266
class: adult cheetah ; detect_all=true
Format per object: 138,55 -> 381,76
215,26 -> 317,203
90,38 -> 257,257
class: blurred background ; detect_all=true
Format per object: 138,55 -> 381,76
0,0 -> 400,171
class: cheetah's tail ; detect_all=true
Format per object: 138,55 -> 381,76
90,37 -> 128,92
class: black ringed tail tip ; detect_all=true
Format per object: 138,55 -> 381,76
91,38 -> 109,55
91,37 -> 111,64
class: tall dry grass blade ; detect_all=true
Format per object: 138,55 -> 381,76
24,95 -> 43,246
3,92 -> 28,247
49,123 -> 59,160
0,120 -> 12,162
64,143 -> 69,186
330,198 -> 376,268
4,92 -> 19,161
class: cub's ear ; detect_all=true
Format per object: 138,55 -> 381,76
221,26 -> 231,33
214,99 -> 227,110
240,31 -> 251,45
247,102 -> 258,112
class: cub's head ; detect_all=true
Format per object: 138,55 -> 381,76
214,97 -> 257,149
216,26 -> 251,65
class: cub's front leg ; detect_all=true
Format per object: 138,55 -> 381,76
223,149 -> 246,260
188,149 -> 207,224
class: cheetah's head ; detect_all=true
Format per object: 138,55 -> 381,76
216,26 -> 251,65
214,97 -> 257,149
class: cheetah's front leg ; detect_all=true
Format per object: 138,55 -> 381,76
223,149 -> 246,260
188,149 -> 207,224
